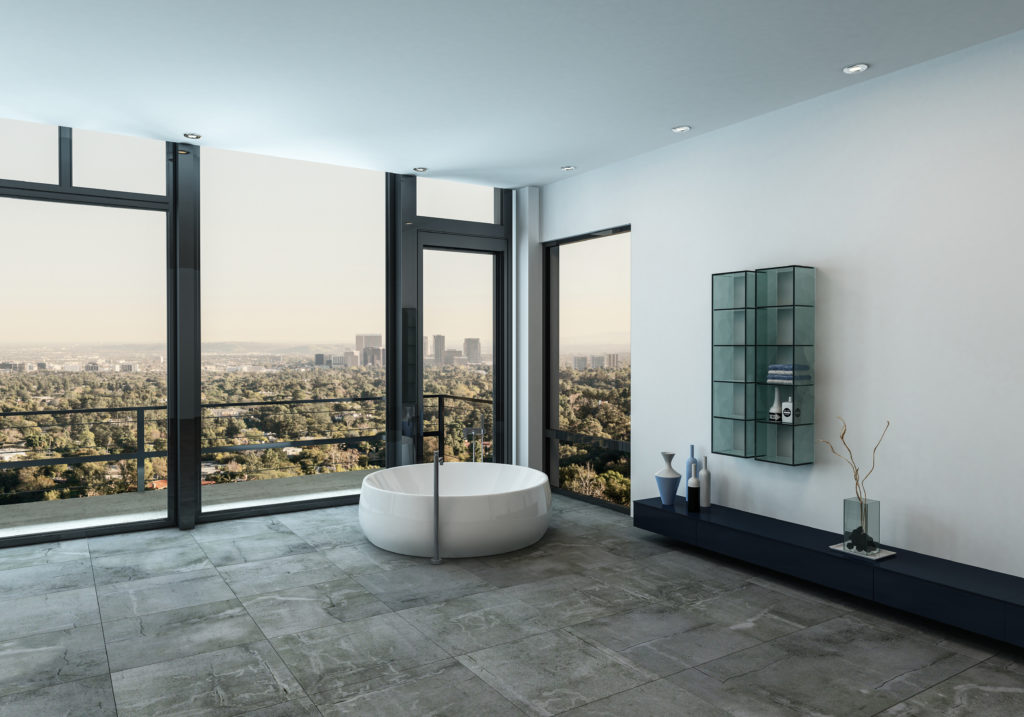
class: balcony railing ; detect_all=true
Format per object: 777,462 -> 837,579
0,393 -> 492,503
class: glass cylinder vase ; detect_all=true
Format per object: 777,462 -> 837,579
843,497 -> 880,555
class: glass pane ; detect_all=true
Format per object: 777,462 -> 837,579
423,250 -> 494,462
417,177 -> 495,223
557,231 -> 630,504
713,309 -> 754,346
73,128 -> 166,195
712,346 -> 755,383
712,271 -> 754,310
200,149 -> 385,512
557,438 -> 630,506
0,117 -> 58,184
712,418 -> 755,458
0,198 -> 167,537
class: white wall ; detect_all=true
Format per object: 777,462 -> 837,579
538,30 -> 1024,578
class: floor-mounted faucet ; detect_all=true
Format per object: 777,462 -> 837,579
431,450 -> 443,564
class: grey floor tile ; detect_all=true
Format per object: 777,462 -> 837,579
110,641 -> 302,717
354,563 -> 494,610
91,542 -> 213,586
271,612 -> 449,697
218,551 -> 347,597
0,675 -> 116,717
277,509 -> 367,550
560,676 -> 730,717
0,624 -> 109,698
0,539 -> 90,572
240,696 -> 322,716
458,629 -> 652,715
87,528 -> 197,557
318,659 -> 523,716
669,667 -> 805,717
461,543 -> 620,588
97,567 -> 236,620
0,587 -> 100,641
198,530 -> 316,567
502,573 -> 653,628
690,581 -> 846,641
322,542 -> 423,575
191,516 -> 297,544
683,614 -> 981,716
879,654 -> 1024,715
397,590 -> 553,655
0,559 -> 94,600
103,598 -> 265,671
240,577 -> 391,638
567,603 -> 762,676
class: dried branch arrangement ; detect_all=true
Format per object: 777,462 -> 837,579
820,417 -> 891,511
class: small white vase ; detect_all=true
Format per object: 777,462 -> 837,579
769,387 -> 782,422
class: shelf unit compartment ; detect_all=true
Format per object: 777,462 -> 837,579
755,422 -> 815,465
713,381 -> 755,420
756,265 -> 815,308
756,384 -> 814,426
755,346 -> 814,385
712,271 -> 755,310
713,309 -> 755,346
712,418 -> 755,458
713,346 -> 756,383
755,306 -> 814,346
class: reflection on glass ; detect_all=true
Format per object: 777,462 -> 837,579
72,128 -> 166,195
0,117 -> 58,184
199,149 -> 385,511
417,177 -> 495,223
557,232 -> 631,504
0,198 -> 168,537
422,249 -> 494,462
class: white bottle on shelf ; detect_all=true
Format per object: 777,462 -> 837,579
782,396 -> 793,424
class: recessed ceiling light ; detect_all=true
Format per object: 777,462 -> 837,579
413,167 -> 428,173
560,165 -> 576,172
671,125 -> 691,134
842,63 -> 869,75
183,132 -> 201,140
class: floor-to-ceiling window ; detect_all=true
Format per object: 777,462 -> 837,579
199,149 -> 386,513
0,119 -> 172,539
545,227 -> 631,506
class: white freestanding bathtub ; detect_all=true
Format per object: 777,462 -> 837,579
358,462 -> 551,558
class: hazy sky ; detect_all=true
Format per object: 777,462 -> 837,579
1,118 -> 629,352
559,232 -> 631,351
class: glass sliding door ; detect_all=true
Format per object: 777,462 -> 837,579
545,228 -> 631,506
422,248 -> 495,462
200,149 -> 385,513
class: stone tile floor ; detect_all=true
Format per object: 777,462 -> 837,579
0,493 -> 1022,716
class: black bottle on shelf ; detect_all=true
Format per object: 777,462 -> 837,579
686,464 -> 700,513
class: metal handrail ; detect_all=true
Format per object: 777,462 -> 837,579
0,393 -> 492,496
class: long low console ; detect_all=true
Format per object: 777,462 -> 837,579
633,497 -> 1024,647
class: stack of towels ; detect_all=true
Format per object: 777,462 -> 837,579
767,364 -> 811,384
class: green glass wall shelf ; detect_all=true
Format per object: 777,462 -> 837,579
712,266 -> 815,465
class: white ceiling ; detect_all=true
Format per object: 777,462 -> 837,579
3,0 -> 1024,188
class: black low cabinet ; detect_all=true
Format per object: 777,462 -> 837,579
634,497 -> 1024,648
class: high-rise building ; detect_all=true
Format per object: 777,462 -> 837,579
314,353 -> 327,366
361,346 -> 383,366
433,335 -> 446,365
341,351 -> 359,368
85,362 -> 100,372
606,353 -> 620,369
119,363 -> 137,373
573,355 -> 588,370
590,355 -> 605,369
443,349 -> 462,366
356,334 -> 383,351
36,362 -> 48,371
464,338 -> 482,364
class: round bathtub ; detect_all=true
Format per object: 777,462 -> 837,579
358,462 -> 551,558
